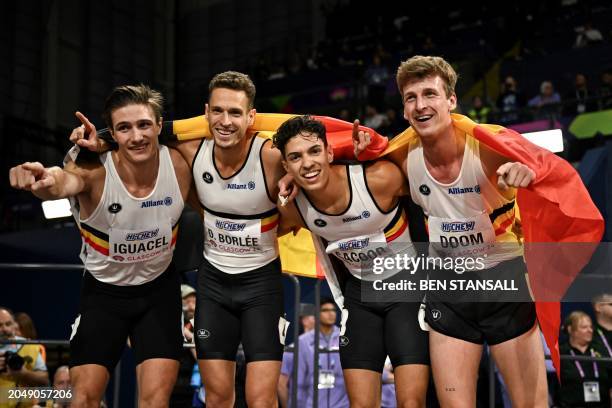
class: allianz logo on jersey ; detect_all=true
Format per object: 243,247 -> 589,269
342,211 -> 371,223
141,197 -> 173,208
447,185 -> 481,195
226,181 -> 256,190
215,220 -> 247,231
338,238 -> 370,250
441,221 -> 476,233
126,228 -> 159,241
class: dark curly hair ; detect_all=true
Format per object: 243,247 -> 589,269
272,115 -> 327,157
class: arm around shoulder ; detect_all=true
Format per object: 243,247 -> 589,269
278,201 -> 305,237
366,159 -> 410,199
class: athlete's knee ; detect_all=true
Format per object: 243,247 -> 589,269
71,389 -> 103,408
397,397 -> 426,408
246,395 -> 278,408
138,388 -> 172,408
348,395 -> 378,408
204,392 -> 235,408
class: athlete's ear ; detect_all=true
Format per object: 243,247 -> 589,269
449,93 -> 457,112
247,109 -> 256,127
157,116 -> 163,135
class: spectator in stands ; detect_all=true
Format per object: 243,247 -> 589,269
467,95 -> 492,123
278,303 -> 315,408
558,311 -> 609,407
298,303 -> 315,334
52,365 -> 71,408
14,312 -> 46,365
564,73 -> 597,116
528,80 -> 562,120
496,75 -> 526,123
293,298 -> 348,408
591,294 -> 612,380
0,307 -> 49,393
575,21 -> 604,48
181,284 -> 196,340
598,69 -> 612,110
363,104 -> 387,131
279,298 -> 349,408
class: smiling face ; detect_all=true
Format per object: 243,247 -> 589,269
206,88 -> 255,150
110,104 -> 161,163
570,315 -> 593,345
401,75 -> 456,140
282,132 -> 333,191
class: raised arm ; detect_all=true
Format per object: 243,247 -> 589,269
9,161 -> 87,201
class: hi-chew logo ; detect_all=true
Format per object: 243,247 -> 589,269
441,221 -> 476,233
338,238 -> 370,250
215,220 -> 247,231
125,228 -> 160,241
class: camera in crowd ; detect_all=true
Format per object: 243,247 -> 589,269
0,351 -> 27,372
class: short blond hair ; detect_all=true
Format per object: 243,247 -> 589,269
564,310 -> 591,334
209,71 -> 256,109
396,55 -> 458,97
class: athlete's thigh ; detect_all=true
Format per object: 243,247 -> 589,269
384,301 -> 429,366
240,292 -> 284,363
195,296 -> 241,361
340,298 -> 386,372
69,294 -> 131,373
429,328 -> 482,408
130,274 -> 183,364
490,324 -> 548,408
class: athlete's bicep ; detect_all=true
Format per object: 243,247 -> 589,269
262,140 -> 286,199
171,139 -> 200,169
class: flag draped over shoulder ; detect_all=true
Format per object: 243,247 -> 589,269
384,113 -> 604,376
167,113 -> 388,279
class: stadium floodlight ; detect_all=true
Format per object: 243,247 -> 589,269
41,198 -> 72,219
522,129 -> 564,153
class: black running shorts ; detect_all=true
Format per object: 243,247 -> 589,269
69,265 -> 183,372
340,274 -> 429,372
194,257 -> 284,363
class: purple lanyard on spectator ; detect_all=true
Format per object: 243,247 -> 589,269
570,349 -> 599,379
597,329 -> 612,357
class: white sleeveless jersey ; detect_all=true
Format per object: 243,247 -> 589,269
295,164 -> 415,281
407,134 -> 522,268
193,135 -> 279,274
78,146 -> 184,285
